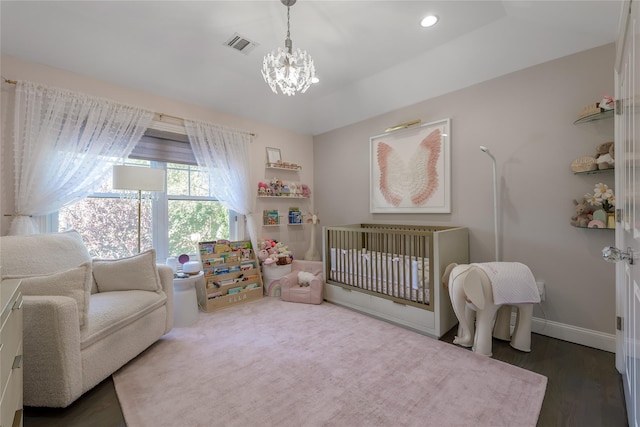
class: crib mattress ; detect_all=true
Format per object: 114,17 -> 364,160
329,248 -> 430,304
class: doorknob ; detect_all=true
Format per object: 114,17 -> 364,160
602,246 -> 634,264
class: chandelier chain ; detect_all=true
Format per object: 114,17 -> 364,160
286,5 -> 291,42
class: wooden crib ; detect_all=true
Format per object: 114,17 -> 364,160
323,224 -> 468,338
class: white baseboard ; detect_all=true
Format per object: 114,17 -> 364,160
531,316 -> 616,353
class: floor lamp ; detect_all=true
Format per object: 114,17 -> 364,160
112,165 -> 165,254
480,146 -> 499,262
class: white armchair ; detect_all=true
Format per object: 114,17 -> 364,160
0,231 -> 173,408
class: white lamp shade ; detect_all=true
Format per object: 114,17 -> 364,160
113,165 -> 165,192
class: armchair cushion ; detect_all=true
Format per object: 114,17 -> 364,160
93,249 -> 161,293
17,262 -> 92,327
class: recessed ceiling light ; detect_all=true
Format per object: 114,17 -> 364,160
420,15 -> 438,28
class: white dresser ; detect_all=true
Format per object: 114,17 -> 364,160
0,279 -> 23,427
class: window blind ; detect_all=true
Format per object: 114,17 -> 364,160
130,122 -> 197,166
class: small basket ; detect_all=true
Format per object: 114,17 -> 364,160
571,156 -> 597,173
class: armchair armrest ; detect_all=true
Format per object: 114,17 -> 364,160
23,295 -> 83,407
279,271 -> 299,291
157,264 -> 174,333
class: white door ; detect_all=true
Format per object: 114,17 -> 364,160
613,2 -> 640,426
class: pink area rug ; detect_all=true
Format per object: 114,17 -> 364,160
113,298 -> 547,427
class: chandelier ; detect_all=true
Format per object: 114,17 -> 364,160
262,0 -> 316,96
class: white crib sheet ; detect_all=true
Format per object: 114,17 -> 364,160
329,248 -> 430,304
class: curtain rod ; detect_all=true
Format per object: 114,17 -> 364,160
3,78 -> 255,137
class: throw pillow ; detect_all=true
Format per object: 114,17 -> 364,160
92,249 -> 161,293
18,262 -> 92,327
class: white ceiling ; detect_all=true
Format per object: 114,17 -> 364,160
0,1 -> 623,136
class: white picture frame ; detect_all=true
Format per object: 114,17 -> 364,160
266,147 -> 282,165
370,118 -> 451,213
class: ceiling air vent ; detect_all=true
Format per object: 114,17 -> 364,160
224,33 -> 259,55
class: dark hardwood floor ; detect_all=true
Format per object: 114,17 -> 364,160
24,330 -> 628,427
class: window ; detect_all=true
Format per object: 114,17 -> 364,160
58,159 -> 236,259
164,162 -> 232,257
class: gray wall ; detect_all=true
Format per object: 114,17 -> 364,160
313,44 -> 616,345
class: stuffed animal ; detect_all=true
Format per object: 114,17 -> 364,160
596,141 -> 615,169
270,178 -> 283,196
301,184 -> 311,198
571,198 -> 593,228
258,182 -> 269,196
596,153 -> 615,170
298,271 -> 316,287
599,95 -> 614,111
257,249 -> 270,262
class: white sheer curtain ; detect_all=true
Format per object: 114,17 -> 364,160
184,119 -> 256,249
8,80 -> 154,235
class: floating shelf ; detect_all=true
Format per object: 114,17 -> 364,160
572,225 -> 614,230
573,109 -> 614,125
573,168 -> 614,175
265,165 -> 302,171
258,196 -> 309,199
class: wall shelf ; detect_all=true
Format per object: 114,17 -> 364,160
258,196 -> 309,199
573,109 -> 614,125
571,106 -> 615,230
573,168 -> 614,175
266,165 -> 302,171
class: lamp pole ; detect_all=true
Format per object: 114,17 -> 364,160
480,146 -> 499,262
136,189 -> 142,254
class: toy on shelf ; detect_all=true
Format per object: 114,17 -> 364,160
266,160 -> 302,170
570,197 -> 593,228
288,207 -> 303,224
256,179 -> 310,198
263,210 -> 280,225
571,141 -> 614,173
576,94 -> 615,119
258,182 -> 269,196
595,141 -> 614,170
599,94 -> 614,111
257,238 -> 293,266
571,183 -> 615,229
301,184 -> 311,198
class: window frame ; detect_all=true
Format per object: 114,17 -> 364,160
51,160 -> 242,260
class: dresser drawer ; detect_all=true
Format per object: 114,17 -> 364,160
0,341 -> 22,427
0,279 -> 22,427
1,293 -> 22,395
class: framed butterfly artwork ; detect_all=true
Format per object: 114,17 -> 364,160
370,118 -> 451,213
